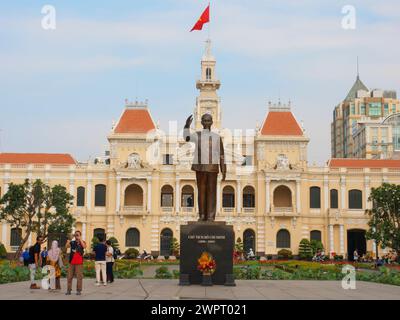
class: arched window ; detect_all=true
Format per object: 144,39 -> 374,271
206,67 -> 212,80
330,189 -> 338,209
161,185 -> 174,207
181,185 -> 194,207
243,229 -> 256,253
95,184 -> 106,207
310,186 -> 321,209
243,186 -> 255,208
10,228 -> 22,247
222,186 -> 235,208
349,189 -> 362,209
126,228 -> 140,247
273,185 -> 292,207
310,230 -> 322,242
93,228 -> 106,241
76,186 -> 85,207
276,229 -> 291,248
160,228 -> 173,256
124,184 -> 144,206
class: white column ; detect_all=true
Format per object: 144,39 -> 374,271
340,177 -> 346,210
82,223 -> 87,241
323,178 -> 329,211
296,180 -> 301,214
69,171 -> 75,198
116,177 -> 121,212
2,223 -> 7,245
329,224 -> 334,256
175,179 -> 180,213
265,178 -> 270,213
87,179 -> 92,210
237,180 -> 241,213
217,178 -> 221,213
339,224 -> 345,255
147,177 -> 152,213
3,182 -> 9,194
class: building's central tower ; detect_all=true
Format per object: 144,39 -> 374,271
194,39 -> 222,129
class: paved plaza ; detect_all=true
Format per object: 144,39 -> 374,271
0,279 -> 399,300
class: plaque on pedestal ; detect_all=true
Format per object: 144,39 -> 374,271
179,221 -> 235,286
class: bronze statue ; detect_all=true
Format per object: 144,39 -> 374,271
184,114 -> 226,222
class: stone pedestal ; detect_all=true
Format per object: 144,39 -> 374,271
179,221 -> 235,286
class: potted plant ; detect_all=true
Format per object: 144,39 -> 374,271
197,252 -> 216,286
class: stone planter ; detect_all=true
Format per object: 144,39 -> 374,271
201,273 -> 213,286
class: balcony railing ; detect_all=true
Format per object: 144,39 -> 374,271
181,207 -> 194,213
270,206 -> 296,216
161,207 -> 174,213
121,206 -> 145,215
222,207 -> 235,213
273,207 -> 293,212
243,207 -> 255,214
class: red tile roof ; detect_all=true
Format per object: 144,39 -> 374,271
0,153 -> 76,165
114,108 -> 156,134
261,111 -> 303,136
329,159 -> 400,168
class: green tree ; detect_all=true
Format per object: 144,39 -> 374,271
298,239 -> 313,260
366,183 -> 400,257
0,179 -> 74,259
0,242 -> 7,259
170,237 -> 180,256
91,236 -> 100,251
107,237 -> 120,251
235,237 -> 244,254
310,240 -> 324,255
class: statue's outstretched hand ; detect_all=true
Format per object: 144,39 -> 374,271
185,115 -> 193,127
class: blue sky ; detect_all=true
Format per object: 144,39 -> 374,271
0,1 -> 399,164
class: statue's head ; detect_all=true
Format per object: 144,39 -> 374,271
201,113 -> 213,130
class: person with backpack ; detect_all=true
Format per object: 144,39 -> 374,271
105,240 -> 115,283
22,248 -> 30,267
93,234 -> 107,286
66,230 -> 86,295
28,236 -> 43,289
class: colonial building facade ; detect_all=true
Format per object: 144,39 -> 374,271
1,41 -> 400,259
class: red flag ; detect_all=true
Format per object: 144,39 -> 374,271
190,5 -> 210,32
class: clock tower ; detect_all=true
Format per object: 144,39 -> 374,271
194,39 -> 222,129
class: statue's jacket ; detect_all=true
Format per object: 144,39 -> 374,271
183,128 -> 226,174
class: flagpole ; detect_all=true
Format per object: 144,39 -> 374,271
208,1 -> 211,40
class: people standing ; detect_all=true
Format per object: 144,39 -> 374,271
28,236 -> 43,289
93,234 -> 107,286
66,231 -> 86,296
41,247 -> 48,267
105,240 -> 114,283
47,240 -> 63,290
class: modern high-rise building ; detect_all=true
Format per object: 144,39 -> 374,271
331,73 -> 400,159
